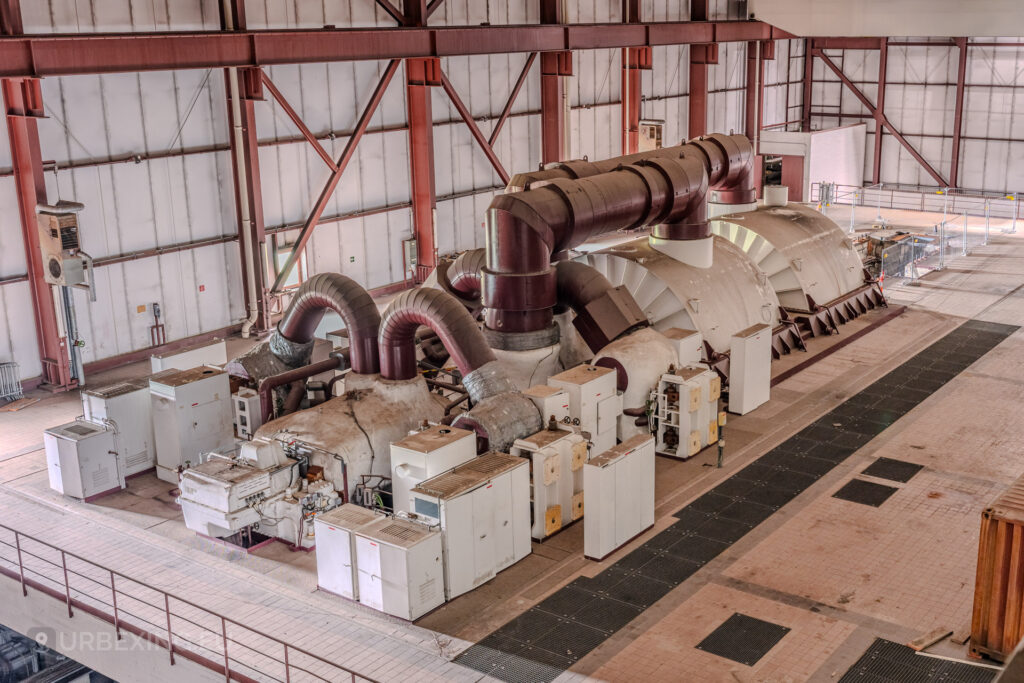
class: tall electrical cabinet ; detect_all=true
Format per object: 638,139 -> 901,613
410,452 -> 531,599
584,434 -> 656,560
150,367 -> 233,483
354,517 -> 444,620
548,364 -> 621,456
314,504 -> 384,600
81,378 -> 160,477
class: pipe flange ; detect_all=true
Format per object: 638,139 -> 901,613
480,267 -> 558,312
556,159 -> 602,180
269,330 -> 315,368
638,156 -> 707,225
616,164 -> 663,228
483,323 -> 560,352
545,177 -> 598,233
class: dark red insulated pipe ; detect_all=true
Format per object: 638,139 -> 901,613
483,133 -> 755,337
446,248 -> 486,301
276,273 -> 381,374
379,288 -> 496,381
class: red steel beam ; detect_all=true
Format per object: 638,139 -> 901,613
872,38 -> 887,184
272,59 -> 401,292
260,72 -> 337,172
540,0 -> 567,164
376,0 -> 406,24
688,0 -> 709,139
440,71 -> 510,185
950,37 -> 968,189
406,0 -> 437,282
812,48 -> 948,187
426,0 -> 445,17
488,52 -> 536,147
222,0 -> 271,332
2,0 -> 73,390
801,38 -> 812,131
811,37 -> 883,50
621,0 -> 642,155
0,21 -> 773,78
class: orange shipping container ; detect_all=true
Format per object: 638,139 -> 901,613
970,473 -> 1024,662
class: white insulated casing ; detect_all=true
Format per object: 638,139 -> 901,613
150,338 -> 227,373
548,364 -> 620,456
729,323 -> 772,415
44,420 -> 124,500
584,434 -> 655,560
510,426 -> 589,540
150,367 -> 233,483
314,504 -> 384,600
662,328 -> 704,365
232,387 -> 262,439
522,384 -> 571,424
410,452 -> 530,600
389,425 -> 476,514
355,517 -> 444,620
81,379 -> 157,476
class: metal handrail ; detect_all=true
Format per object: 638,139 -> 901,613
0,523 -> 380,683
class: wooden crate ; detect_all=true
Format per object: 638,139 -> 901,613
970,473 -> 1024,662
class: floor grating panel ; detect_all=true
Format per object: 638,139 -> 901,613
695,612 -> 790,666
832,478 -> 901,507
838,638 -> 997,683
861,457 -> 925,483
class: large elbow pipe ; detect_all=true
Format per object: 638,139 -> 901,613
556,261 -> 648,352
379,288 -> 511,402
446,248 -> 485,302
271,273 -> 381,374
483,133 -> 754,342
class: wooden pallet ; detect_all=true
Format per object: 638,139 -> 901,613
0,397 -> 40,412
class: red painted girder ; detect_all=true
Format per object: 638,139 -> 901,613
0,21 -> 773,77
950,37 -> 968,189
813,48 -> 948,187
488,52 -> 536,147
271,59 -> 401,292
440,71 -> 510,186
261,71 -> 338,172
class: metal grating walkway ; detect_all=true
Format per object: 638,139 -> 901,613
454,319 -> 1019,682
838,638 -> 997,683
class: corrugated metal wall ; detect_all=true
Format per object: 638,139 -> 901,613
0,0 -> 771,378
810,40 -> 1024,192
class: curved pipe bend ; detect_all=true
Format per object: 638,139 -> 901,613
379,287 -> 496,384
556,261 -> 648,351
446,249 -> 486,302
273,273 -> 381,375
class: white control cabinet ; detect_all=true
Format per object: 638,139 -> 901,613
81,378 -> 157,477
355,517 -> 444,620
410,452 -> 530,599
150,367 -> 233,483
548,364 -> 621,456
522,384 -> 571,424
653,364 -> 721,458
389,425 -> 476,514
729,323 -> 772,415
314,504 -> 384,600
510,426 -> 588,540
584,434 -> 655,560
663,327 -> 704,365
44,420 -> 124,500
150,337 -> 227,373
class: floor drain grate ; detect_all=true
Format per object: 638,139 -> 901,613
838,638 -> 997,683
861,456 -> 924,483
695,612 -> 790,666
832,478 -> 900,507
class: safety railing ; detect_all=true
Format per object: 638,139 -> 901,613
0,523 -> 379,683
810,182 -> 1021,232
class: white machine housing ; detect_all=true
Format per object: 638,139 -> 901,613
389,424 -> 476,514
522,384 -> 571,424
548,364 -> 621,455
653,364 -> 721,458
232,387 -> 263,439
81,378 -> 158,477
44,420 -> 124,500
150,366 -> 233,483
314,504 -> 385,600
510,425 -> 589,541
355,516 -> 444,620
663,328 -> 704,365
584,434 -> 656,560
410,452 -> 531,599
177,438 -> 342,549
729,323 -> 772,414
150,338 -> 227,373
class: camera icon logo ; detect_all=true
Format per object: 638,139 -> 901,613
26,627 -> 55,647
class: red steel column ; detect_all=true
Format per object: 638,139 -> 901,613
540,0 -> 568,164
801,38 -> 813,132
2,0 -> 73,389
872,38 -> 888,184
688,0 -> 710,140
621,0 -> 642,154
406,0 -> 438,281
222,0 -> 270,331
950,37 -> 968,189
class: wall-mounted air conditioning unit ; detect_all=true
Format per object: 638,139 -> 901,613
37,201 -> 95,299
